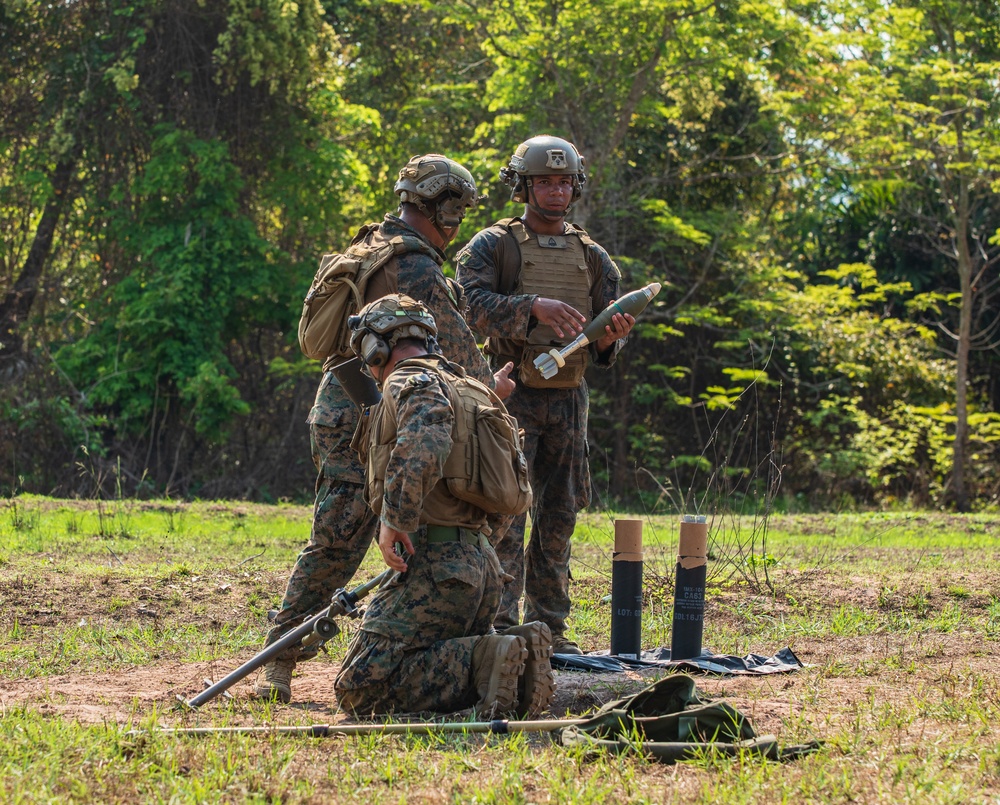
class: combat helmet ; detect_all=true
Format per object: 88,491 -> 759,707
500,135 -> 587,204
394,154 -> 480,229
348,294 -> 438,369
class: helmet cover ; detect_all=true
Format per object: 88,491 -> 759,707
394,154 -> 480,227
348,294 -> 438,368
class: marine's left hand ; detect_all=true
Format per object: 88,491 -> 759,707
492,361 -> 516,400
595,310 -> 635,352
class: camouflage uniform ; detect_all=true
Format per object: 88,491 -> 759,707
456,218 -> 623,637
265,215 -> 494,659
334,355 -> 502,714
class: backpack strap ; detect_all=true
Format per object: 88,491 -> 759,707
350,222 -> 379,246
354,233 -> 443,309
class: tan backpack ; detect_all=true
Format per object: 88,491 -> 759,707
357,356 -> 533,517
298,226 -> 438,361
440,366 -> 533,516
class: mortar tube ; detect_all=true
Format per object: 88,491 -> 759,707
610,519 -> 643,658
671,515 -> 707,660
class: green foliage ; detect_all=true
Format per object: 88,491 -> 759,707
3,0 -> 1000,507
767,264 -> 964,505
56,128 -> 278,442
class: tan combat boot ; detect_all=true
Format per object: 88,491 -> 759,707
502,621 -> 556,718
253,658 -> 295,704
472,634 -> 527,718
551,633 -> 584,656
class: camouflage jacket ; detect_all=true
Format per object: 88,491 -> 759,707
361,355 -> 488,533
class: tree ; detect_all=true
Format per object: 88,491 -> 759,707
1,0 -> 375,496
829,0 -> 1000,510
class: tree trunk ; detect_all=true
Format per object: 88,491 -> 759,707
952,178 -> 972,512
609,360 -> 631,500
0,157 -> 76,360
566,13 -> 676,231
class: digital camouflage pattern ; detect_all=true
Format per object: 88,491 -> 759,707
335,356 -> 502,714
323,214 -> 493,387
334,537 -> 502,714
492,382 -> 590,632
455,220 -> 622,369
361,356 -> 489,533
264,214 -> 494,658
456,218 -> 623,639
264,376 -> 375,660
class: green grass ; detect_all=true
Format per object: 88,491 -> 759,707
2,497 -> 1000,803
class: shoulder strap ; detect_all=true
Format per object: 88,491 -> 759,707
563,221 -> 603,283
350,222 -> 380,246
358,232 -> 441,297
387,233 -> 441,264
493,218 -> 526,296
565,221 -> 597,249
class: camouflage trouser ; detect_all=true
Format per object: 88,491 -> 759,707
265,374 -> 377,661
493,382 -> 591,637
335,533 -> 502,714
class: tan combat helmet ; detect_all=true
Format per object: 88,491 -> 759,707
348,294 -> 438,369
500,135 -> 587,204
394,154 -> 480,228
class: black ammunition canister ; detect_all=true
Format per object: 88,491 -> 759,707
610,519 -> 643,658
671,515 -> 708,660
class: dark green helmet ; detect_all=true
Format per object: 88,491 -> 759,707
394,154 -> 480,228
500,135 -> 587,203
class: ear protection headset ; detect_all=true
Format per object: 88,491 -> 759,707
348,296 -> 439,370
346,317 -> 392,368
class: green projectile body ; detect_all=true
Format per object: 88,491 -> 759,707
533,282 -> 662,379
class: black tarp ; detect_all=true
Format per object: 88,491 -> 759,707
552,646 -> 803,675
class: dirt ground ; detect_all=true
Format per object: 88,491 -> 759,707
2,628 -> 994,744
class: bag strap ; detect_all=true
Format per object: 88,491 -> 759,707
492,218 -> 526,297
350,233 -> 441,308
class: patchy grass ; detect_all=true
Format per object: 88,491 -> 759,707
2,497 -> 1000,803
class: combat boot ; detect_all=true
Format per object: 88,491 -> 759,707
501,621 -> 556,718
253,658 -> 295,704
551,634 -> 584,656
472,634 -> 526,718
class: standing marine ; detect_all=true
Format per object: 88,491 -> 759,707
254,155 -> 512,703
455,135 -> 635,654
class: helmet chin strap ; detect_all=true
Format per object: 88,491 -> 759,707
431,219 -> 455,244
415,199 -> 459,248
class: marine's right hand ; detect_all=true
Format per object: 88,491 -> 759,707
378,523 -> 413,572
530,298 -> 586,338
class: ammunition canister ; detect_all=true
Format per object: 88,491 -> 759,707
671,514 -> 707,660
610,519 -> 643,658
